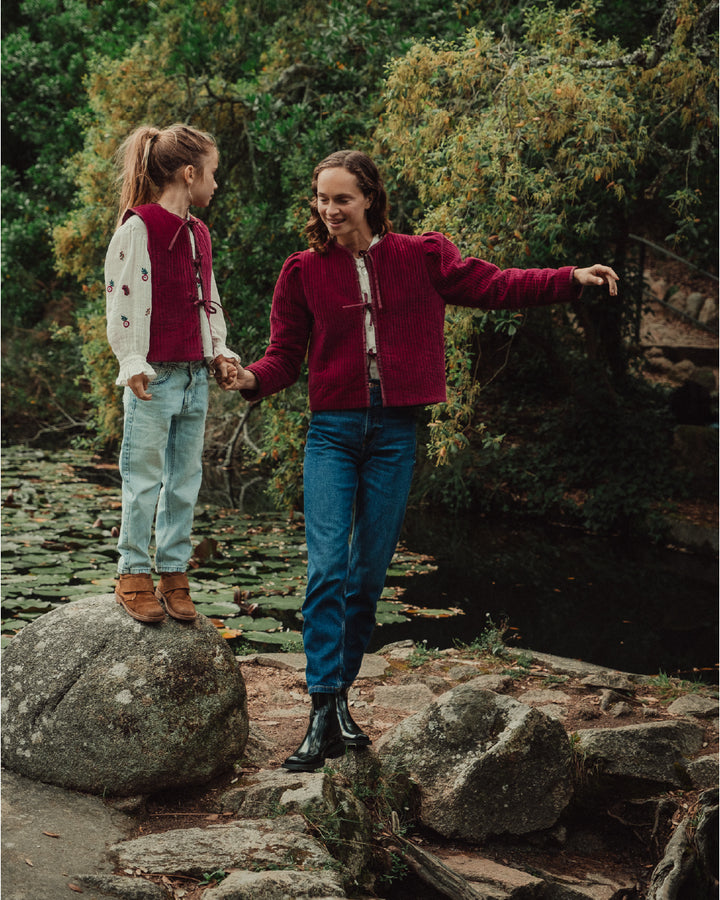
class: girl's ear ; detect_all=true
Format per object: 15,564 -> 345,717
183,164 -> 195,185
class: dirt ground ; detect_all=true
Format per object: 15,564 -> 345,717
135,645 -> 718,899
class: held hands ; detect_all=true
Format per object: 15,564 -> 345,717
211,355 -> 240,389
212,356 -> 258,392
573,265 -> 620,296
223,363 -> 259,392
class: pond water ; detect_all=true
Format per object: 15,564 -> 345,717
199,459 -> 719,681
2,448 -> 717,682
377,514 -> 718,682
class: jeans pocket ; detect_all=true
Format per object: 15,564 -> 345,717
148,365 -> 174,386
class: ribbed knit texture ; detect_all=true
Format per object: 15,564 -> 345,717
246,231 -> 580,410
125,204 -> 212,363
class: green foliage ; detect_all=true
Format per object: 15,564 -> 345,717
1,0 -> 155,326
373,0 -> 716,511
0,322 -> 87,445
199,869 -> 228,885
455,614 -> 513,659
3,0 -> 716,535
406,640 -> 444,668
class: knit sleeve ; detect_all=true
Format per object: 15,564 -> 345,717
420,231 -> 580,310
242,253 -> 312,401
105,217 -> 156,385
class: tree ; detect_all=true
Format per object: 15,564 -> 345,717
375,0 -> 717,468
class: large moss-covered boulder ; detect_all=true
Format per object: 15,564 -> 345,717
1,595 -> 248,796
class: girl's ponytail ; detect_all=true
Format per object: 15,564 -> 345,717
114,124 -> 216,228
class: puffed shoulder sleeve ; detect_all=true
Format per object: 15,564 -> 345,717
105,217 -> 156,385
420,231 -> 579,310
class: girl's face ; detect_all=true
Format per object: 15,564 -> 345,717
316,166 -> 372,248
189,148 -> 219,208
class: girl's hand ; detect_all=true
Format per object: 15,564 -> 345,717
225,365 -> 259,392
573,265 -> 620,296
212,355 -> 239,388
128,373 -> 152,400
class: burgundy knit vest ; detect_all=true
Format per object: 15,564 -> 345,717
124,204 -> 213,362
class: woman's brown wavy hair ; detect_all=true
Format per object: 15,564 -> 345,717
304,150 -> 392,254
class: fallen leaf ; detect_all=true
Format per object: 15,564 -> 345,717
42,831 -> 61,838
68,884 -> 84,893
25,859 -> 33,867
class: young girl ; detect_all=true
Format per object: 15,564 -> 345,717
106,123 -> 238,624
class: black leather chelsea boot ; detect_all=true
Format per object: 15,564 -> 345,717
335,688 -> 371,747
282,692 -> 345,772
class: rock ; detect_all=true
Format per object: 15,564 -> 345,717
667,288 -> 688,311
373,683 -> 436,711
521,689 -> 572,706
1,595 -> 248,796
206,869 -> 347,899
671,358 -> 698,384
575,720 -> 705,792
609,701 -> 633,718
685,291 -> 705,318
647,789 -> 718,899
447,665 -> 480,681
580,672 -> 637,692
698,296 -> 718,327
648,276 -> 668,301
73,875 -> 170,899
111,815 -> 332,876
398,672 -> 448,693
645,352 -> 675,375
376,682 -> 573,841
687,755 -> 720,789
666,694 -> 718,719
220,768 -> 374,889
0,769 -> 138,900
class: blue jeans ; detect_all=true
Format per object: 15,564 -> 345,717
302,384 -> 417,693
117,362 -> 208,574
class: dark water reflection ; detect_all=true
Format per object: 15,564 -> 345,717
200,464 -> 718,682
376,513 -> 719,682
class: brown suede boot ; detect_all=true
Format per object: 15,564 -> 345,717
155,572 -> 197,621
115,573 -> 165,623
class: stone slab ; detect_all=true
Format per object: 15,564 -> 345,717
1,769 -> 137,900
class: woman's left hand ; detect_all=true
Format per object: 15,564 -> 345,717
573,265 -> 620,296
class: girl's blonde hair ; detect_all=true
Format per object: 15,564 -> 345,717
115,123 -> 216,226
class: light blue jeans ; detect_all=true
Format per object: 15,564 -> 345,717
117,362 -> 208,574
302,383 -> 417,693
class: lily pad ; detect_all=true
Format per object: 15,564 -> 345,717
241,630 -> 303,648
222,615 -> 282,632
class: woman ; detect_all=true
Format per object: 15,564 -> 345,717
229,150 -> 619,771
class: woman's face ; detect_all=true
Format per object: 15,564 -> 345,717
316,166 -> 372,248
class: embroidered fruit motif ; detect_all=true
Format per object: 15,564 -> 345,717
107,280 -> 114,293
141,268 -> 149,281
122,285 -> 130,295
121,315 -> 130,328
119,250 -> 125,260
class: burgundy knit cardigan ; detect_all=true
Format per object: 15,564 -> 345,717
244,231 -> 580,410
